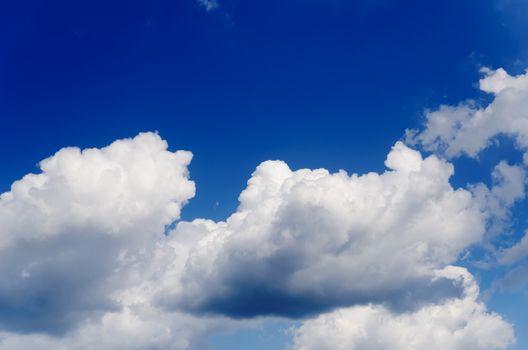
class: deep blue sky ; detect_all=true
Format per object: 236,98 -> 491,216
2,0 -> 528,220
2,1 -> 528,348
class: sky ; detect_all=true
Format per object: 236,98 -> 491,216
1,0 -> 528,349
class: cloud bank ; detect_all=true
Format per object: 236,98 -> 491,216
167,142 -> 486,318
0,132 -> 517,349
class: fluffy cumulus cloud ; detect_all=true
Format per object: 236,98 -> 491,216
166,142 -> 487,318
408,67 -> 528,159
0,133 -> 516,349
292,267 -> 514,350
0,133 -> 198,339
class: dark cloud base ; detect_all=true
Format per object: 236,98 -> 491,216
171,275 -> 464,319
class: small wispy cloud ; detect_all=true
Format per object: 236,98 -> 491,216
198,0 -> 220,12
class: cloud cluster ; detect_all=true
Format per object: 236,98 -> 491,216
292,267 -> 514,350
408,66 -> 528,274
0,133 -> 516,349
167,142 -> 486,318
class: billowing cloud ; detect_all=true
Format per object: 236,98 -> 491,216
408,67 -> 528,159
0,132 -> 195,335
0,133 -> 516,349
166,142 -> 487,318
292,267 -> 515,350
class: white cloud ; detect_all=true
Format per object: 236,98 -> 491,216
166,142 -> 487,318
408,67 -> 528,159
292,267 -> 515,350
0,132 -> 195,335
0,132 -> 195,248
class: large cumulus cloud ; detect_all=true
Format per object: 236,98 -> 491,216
0,132 -> 517,349
292,267 -> 514,350
166,142 -> 487,318
0,132 -> 195,334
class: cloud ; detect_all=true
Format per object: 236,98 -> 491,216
470,161 -> 525,236
407,67 -> 528,159
292,267 -> 515,350
499,231 -> 528,264
0,133 -> 516,348
0,307 -> 228,350
489,264 -> 528,293
164,142 -> 487,318
409,66 -> 528,264
0,132 -> 195,335
197,0 -> 220,12
0,209 -> 247,349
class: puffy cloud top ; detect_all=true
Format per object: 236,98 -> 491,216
169,142 -> 486,318
0,132 -> 194,247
